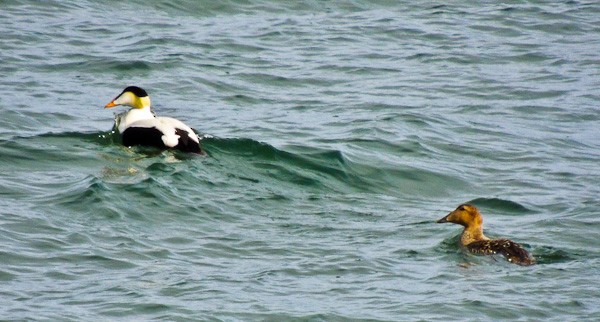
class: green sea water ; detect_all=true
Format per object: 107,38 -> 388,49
1,0 -> 600,320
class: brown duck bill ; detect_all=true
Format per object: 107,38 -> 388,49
436,214 -> 449,223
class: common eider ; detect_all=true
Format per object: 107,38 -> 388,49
105,86 -> 202,153
437,204 -> 534,266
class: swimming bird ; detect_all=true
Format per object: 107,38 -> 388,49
437,204 -> 534,266
104,86 -> 202,153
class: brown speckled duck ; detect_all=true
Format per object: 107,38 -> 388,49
437,204 -> 534,266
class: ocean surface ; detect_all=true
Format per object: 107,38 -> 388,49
1,0 -> 600,320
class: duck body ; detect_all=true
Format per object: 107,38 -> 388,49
465,239 -> 533,265
437,204 -> 534,266
105,86 -> 202,153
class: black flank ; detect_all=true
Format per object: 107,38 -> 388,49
122,127 -> 166,149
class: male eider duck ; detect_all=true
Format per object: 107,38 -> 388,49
437,204 -> 534,266
105,86 -> 202,153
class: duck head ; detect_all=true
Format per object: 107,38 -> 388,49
105,86 -> 151,109
437,204 -> 483,228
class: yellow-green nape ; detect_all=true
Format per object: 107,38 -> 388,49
134,95 -> 151,109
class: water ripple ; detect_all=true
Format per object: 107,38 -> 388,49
1,0 -> 600,320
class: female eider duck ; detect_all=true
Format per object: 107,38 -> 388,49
105,86 -> 202,153
437,204 -> 534,266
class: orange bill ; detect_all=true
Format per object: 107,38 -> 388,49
105,100 -> 117,108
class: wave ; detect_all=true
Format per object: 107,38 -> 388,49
203,137 -> 469,195
0,131 -> 469,198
